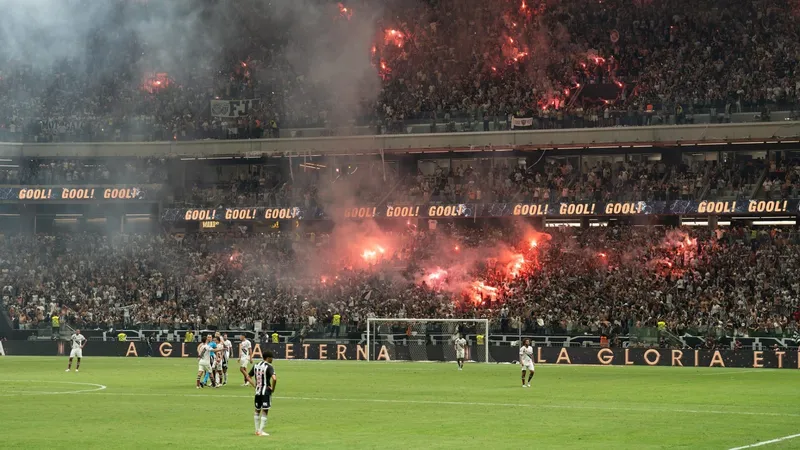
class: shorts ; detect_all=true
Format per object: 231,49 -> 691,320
254,394 -> 271,411
456,351 -> 465,359
212,360 -> 221,371
198,361 -> 212,373
521,362 -> 535,371
69,348 -> 82,359
222,359 -> 228,371
239,357 -> 250,369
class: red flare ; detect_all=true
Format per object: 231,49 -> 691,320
507,254 -> 525,278
337,3 -> 353,20
426,268 -> 448,282
384,29 -> 405,47
471,281 -> 499,305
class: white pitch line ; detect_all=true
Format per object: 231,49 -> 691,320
0,380 -> 107,396
76,390 -> 800,419
698,370 -> 777,376
728,433 -> 800,450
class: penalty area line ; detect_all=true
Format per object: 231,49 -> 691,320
728,433 -> 800,450
80,391 -> 800,419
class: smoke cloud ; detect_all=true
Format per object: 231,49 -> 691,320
0,0 -> 384,124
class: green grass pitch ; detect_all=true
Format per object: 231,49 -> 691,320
0,357 -> 798,449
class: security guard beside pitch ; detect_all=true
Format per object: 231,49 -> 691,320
332,313 -> 341,337
51,315 -> 60,340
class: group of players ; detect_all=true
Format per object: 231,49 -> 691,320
196,332 -> 277,437
195,332 -> 237,388
65,329 -> 277,437
64,329 -> 533,437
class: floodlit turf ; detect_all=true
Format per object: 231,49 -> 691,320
0,357 -> 798,450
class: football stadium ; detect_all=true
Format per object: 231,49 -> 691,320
1,0 -> 800,448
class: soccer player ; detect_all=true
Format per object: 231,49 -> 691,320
222,333 -> 232,385
519,338 -> 535,388
196,334 -> 213,389
65,329 -> 86,372
239,334 -> 253,386
212,335 -> 225,387
454,333 -> 467,370
204,337 -> 219,387
249,350 -> 277,437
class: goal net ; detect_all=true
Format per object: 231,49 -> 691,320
366,318 -> 490,363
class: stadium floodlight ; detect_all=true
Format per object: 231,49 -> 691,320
366,318 -> 490,363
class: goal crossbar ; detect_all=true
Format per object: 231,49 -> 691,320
366,318 -> 489,363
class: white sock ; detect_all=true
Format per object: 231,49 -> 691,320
259,416 -> 268,433
254,414 -> 259,432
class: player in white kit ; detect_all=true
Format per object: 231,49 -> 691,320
222,333 -> 233,385
239,335 -> 253,386
196,334 -> 213,389
65,330 -> 86,372
519,338 -> 535,387
454,334 -> 467,370
212,335 -> 225,387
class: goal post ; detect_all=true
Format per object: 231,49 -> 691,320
366,318 -> 490,363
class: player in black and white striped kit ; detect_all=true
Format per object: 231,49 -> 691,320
249,351 -> 277,437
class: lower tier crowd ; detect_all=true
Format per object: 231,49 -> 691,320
2,225 -> 799,339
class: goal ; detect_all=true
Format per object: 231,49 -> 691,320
366,318 -> 490,363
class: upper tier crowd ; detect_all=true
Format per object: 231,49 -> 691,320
3,225 -> 799,342
1,0 -> 799,142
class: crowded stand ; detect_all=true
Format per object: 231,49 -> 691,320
0,153 -> 782,206
0,158 -> 168,185
1,0 -> 799,142
2,0 -> 800,351
165,155 -> 779,207
758,159 -> 800,200
3,225 -> 799,344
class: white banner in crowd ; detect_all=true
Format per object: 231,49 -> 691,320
210,99 -> 260,117
510,117 -> 533,129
